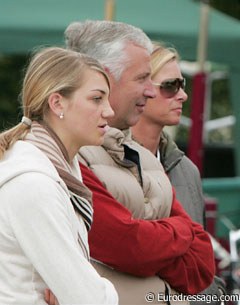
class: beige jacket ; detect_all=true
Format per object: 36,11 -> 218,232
79,127 -> 189,305
80,128 -> 172,220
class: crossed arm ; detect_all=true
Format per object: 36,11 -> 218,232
80,163 -> 215,295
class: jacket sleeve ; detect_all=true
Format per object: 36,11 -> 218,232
8,172 -> 118,305
80,163 -> 215,295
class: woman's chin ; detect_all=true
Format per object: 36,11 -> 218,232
94,136 -> 104,147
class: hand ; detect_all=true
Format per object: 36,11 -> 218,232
44,288 -> 59,305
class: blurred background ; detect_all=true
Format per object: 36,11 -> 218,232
0,0 -> 240,300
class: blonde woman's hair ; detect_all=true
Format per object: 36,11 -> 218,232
151,42 -> 180,79
0,46 -> 109,159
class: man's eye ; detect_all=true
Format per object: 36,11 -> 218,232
138,74 -> 149,82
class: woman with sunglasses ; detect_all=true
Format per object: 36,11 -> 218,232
0,47 -> 118,305
132,43 -> 205,224
132,43 -> 226,305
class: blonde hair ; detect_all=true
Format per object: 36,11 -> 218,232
151,42 -> 180,79
0,47 -> 109,159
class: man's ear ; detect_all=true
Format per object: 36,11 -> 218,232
104,67 -> 114,86
48,93 -> 64,117
104,66 -> 110,74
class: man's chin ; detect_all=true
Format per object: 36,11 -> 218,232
128,115 -> 141,128
109,114 -> 141,130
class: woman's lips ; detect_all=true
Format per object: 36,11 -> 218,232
98,124 -> 109,134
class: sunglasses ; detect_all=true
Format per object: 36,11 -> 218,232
153,78 -> 186,98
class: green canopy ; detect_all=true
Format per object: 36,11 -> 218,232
1,0 -> 240,174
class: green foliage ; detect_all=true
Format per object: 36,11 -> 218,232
207,78 -> 233,143
0,54 -> 27,131
210,0 -> 240,20
176,75 -> 233,144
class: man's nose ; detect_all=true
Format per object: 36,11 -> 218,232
144,81 -> 156,99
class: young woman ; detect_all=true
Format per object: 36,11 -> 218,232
0,47 -> 118,304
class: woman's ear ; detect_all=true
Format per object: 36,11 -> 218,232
48,93 -> 64,117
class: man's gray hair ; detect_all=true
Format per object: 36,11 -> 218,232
64,20 -> 153,80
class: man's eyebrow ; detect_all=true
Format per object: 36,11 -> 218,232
135,72 -> 151,80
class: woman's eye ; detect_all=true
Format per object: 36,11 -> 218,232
93,96 -> 102,102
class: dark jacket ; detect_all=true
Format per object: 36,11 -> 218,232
159,131 -> 205,226
159,131 -> 225,305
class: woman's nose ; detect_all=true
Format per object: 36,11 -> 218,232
177,87 -> 188,102
102,101 -> 115,118
180,88 -> 188,102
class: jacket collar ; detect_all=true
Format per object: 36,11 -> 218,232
159,131 -> 184,173
102,127 -> 132,160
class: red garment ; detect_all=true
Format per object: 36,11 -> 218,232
80,163 -> 215,295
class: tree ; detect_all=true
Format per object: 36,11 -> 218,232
204,0 -> 240,20
0,55 -> 27,131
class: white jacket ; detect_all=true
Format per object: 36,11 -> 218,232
0,141 -> 118,305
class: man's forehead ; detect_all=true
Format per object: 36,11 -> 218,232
125,47 -> 151,68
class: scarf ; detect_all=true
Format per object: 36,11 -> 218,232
24,121 -> 93,231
